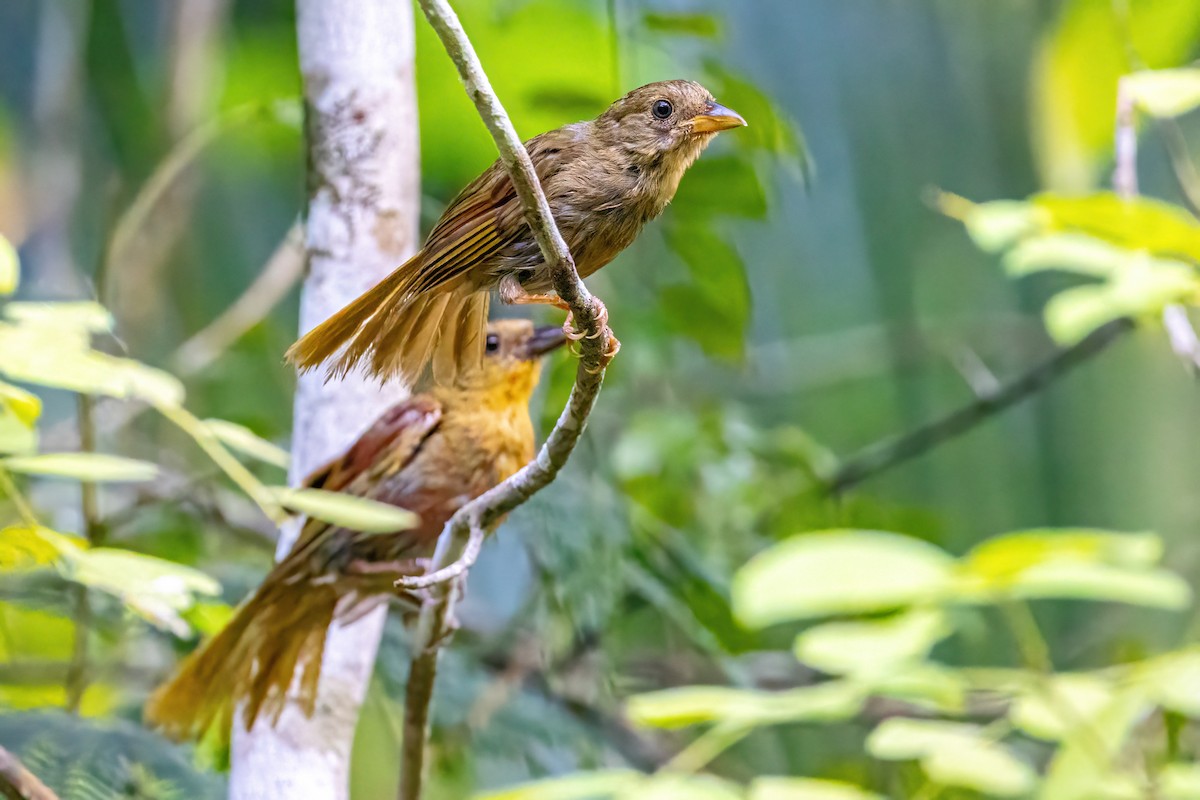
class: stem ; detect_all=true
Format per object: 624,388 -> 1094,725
0,468 -> 39,530
399,1 -> 613,797
660,722 -> 751,775
65,394 -> 103,713
828,317 -> 1134,493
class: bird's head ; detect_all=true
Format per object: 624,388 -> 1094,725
441,319 -> 566,410
595,79 -> 746,172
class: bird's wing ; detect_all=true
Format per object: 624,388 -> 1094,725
285,395 -> 443,553
406,130 -> 578,295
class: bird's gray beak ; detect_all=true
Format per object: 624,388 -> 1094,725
691,101 -> 747,133
525,325 -> 568,358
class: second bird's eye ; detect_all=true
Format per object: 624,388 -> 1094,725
652,99 -> 673,119
484,334 -> 500,354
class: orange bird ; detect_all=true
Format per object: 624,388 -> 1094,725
146,320 -> 565,740
285,80 -> 745,386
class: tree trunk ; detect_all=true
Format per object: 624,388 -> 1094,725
228,1 -> 419,797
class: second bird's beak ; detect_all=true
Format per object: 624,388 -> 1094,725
691,101 -> 747,133
525,325 -> 568,359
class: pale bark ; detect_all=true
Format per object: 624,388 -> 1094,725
228,1 -> 419,798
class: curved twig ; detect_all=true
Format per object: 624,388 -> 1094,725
0,747 -> 59,800
398,2 -> 613,798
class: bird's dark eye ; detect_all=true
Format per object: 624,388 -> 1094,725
652,99 -> 673,120
484,334 -> 500,354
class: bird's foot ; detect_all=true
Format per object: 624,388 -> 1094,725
562,297 -> 609,342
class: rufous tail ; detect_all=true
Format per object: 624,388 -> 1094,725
144,560 -> 342,742
284,254 -> 489,385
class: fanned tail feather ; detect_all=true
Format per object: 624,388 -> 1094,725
284,251 -> 490,386
144,559 -> 342,742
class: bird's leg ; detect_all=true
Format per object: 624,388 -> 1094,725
498,274 -> 618,366
498,276 -> 570,311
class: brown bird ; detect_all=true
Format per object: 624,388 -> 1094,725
285,79 -> 745,386
146,320 -> 566,741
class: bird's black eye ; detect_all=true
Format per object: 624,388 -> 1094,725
484,334 -> 500,355
652,99 -> 673,120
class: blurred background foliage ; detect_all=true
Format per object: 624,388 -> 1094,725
0,0 -> 1200,798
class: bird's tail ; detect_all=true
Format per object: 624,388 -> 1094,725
144,557 -> 347,742
285,254 -> 489,386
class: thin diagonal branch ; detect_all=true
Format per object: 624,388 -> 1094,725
0,746 -> 59,800
828,317 -> 1134,494
399,2 -> 613,798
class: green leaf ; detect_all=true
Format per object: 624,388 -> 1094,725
1044,259 -> 1199,344
673,157 -> 767,220
63,548 -> 221,636
474,770 -> 641,800
619,775 -> 743,800
0,233 -> 17,296
3,453 -> 159,482
867,719 -> 1035,798
270,486 -> 418,533
748,778 -> 884,800
0,525 -> 83,571
1124,68 -> 1200,118
1009,673 -> 1114,741
0,411 -> 36,456
733,530 -> 954,627
794,608 -> 951,677
868,662 -> 968,714
956,529 -> 1189,608
4,301 -> 113,333
1132,649 -> 1200,716
1033,193 -> 1200,263
1162,764 -> 1200,799
962,200 -> 1046,252
627,681 -> 863,730
704,62 -> 812,178
205,419 -> 290,469
1039,687 -> 1150,800
661,223 -> 751,360
0,381 -> 41,427
1003,233 -> 1142,278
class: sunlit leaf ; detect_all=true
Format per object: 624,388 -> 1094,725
0,233 -> 17,296
1009,673 -> 1114,741
0,602 -> 75,661
1004,233 -> 1144,278
205,419 -> 290,469
1162,764 -> 1200,799
5,301 -> 113,333
620,774 -> 742,800
0,381 -> 41,427
748,777 -> 884,800
0,525 -> 83,571
1132,649 -> 1200,716
1123,68 -> 1200,118
1044,260 -> 1199,344
63,548 -> 221,636
867,719 -> 1034,798
961,200 -> 1045,252
1031,0 -> 1200,189
733,530 -> 954,627
270,486 -> 418,533
1039,687 -> 1150,800
794,608 -> 951,677
961,529 -> 1164,581
3,453 -> 159,482
627,681 -> 863,730
1034,193 -> 1200,262
1006,561 -> 1188,608
868,662 -> 968,714
0,411 -> 36,455
474,770 -> 641,800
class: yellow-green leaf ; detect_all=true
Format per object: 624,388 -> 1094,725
1124,68 -> 1200,118
0,233 -> 17,296
794,608 -> 951,677
733,530 -> 954,627
626,682 -> 863,730
868,719 -> 1035,798
1009,673 -> 1114,741
5,301 -> 113,332
748,778 -> 884,800
0,525 -> 83,571
619,774 -> 742,800
206,419 -> 290,469
271,486 -> 418,534
474,770 -> 641,800
3,453 -> 159,482
0,381 -> 41,427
